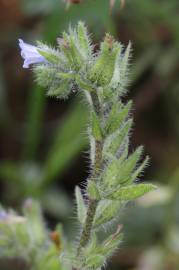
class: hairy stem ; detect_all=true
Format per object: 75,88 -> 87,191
77,199 -> 98,254
75,92 -> 103,260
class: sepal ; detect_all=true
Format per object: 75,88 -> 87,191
118,42 -> 131,94
77,21 -> 93,59
60,31 -> 84,71
107,42 -> 131,98
89,34 -> 121,86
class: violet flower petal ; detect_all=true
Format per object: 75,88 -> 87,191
18,39 -> 46,68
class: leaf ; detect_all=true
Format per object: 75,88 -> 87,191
89,37 -> 121,86
131,156 -> 150,183
56,72 -> 77,80
85,254 -> 104,269
93,200 -> 121,228
75,76 -> 94,92
102,147 -> 145,188
103,119 -> 132,157
61,31 -> 83,71
87,181 -> 101,200
116,146 -> 144,185
83,234 -> 105,269
75,186 -> 86,224
101,226 -> 123,257
108,44 -> 123,92
102,159 -> 119,187
107,184 -> 157,200
84,233 -> 98,254
77,21 -> 92,58
105,100 -> 132,134
47,79 -> 72,98
119,42 -> 131,91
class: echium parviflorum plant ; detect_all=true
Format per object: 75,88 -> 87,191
0,22 -> 156,270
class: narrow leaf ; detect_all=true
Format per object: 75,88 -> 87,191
103,119 -> 132,157
85,254 -> 104,269
107,184 -> 156,200
101,226 -> 123,257
119,41 -> 131,91
77,21 -> 92,58
94,200 -> 121,228
131,156 -> 150,182
87,181 -> 101,200
89,38 -> 120,86
116,146 -> 144,184
105,100 -> 132,134
75,186 -> 86,224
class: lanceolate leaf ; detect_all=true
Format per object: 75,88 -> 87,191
89,36 -> 120,86
103,119 -> 132,157
75,186 -> 87,224
115,146 -> 144,184
102,159 -> 119,187
101,228 -> 123,258
87,180 -> 101,200
77,21 -> 92,58
107,184 -> 156,201
93,200 -> 121,228
85,254 -> 104,269
130,155 -> 150,183
105,100 -> 132,134
119,42 -> 131,92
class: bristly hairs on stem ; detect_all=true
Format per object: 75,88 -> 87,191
17,21 -> 156,270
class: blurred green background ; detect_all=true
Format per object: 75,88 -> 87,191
0,0 -> 179,269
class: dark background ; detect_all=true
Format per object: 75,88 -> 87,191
1,0 -> 179,269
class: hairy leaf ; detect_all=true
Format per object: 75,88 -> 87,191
75,186 -> 87,224
93,200 -> 121,228
87,181 -> 101,200
107,184 -> 156,200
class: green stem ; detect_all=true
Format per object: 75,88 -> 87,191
75,92 -> 103,259
77,199 -> 98,254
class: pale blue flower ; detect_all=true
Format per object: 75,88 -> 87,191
19,39 -> 46,68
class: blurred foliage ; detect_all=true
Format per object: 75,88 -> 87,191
0,0 -> 179,269
0,200 -> 64,270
